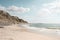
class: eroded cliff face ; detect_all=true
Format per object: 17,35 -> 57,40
0,10 -> 28,26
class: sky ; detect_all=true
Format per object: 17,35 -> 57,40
0,0 -> 60,23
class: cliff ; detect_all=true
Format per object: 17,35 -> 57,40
0,10 -> 28,26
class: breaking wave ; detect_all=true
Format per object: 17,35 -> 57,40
18,24 -> 60,36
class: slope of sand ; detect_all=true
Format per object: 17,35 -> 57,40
0,25 -> 60,40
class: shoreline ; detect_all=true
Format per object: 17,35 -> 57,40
0,24 -> 60,40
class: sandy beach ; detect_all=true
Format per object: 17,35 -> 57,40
0,25 -> 60,40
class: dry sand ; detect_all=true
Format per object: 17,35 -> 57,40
0,25 -> 60,40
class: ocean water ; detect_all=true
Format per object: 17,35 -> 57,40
19,23 -> 60,36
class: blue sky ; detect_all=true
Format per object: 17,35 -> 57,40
0,0 -> 60,23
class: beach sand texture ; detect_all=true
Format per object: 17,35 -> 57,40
0,25 -> 60,40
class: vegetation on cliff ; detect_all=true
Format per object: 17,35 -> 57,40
0,10 -> 28,26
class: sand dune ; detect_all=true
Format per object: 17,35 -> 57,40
0,25 -> 60,40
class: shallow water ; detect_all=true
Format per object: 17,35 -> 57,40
19,23 -> 60,37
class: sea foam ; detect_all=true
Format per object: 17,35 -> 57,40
19,24 -> 60,36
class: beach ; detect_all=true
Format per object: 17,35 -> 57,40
0,25 -> 60,40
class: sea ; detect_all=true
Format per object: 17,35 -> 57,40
19,23 -> 60,37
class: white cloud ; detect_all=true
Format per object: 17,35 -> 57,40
0,5 -> 30,13
7,6 -> 30,13
36,0 -> 60,23
0,5 -> 6,10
